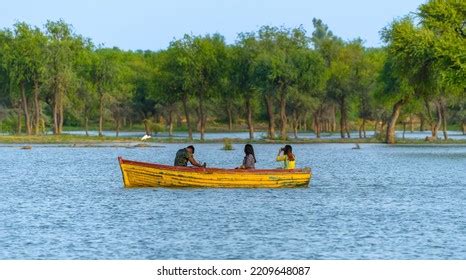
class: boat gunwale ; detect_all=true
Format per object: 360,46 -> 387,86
118,157 -> 311,175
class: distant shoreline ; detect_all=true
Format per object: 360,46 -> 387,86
1,134 -> 466,146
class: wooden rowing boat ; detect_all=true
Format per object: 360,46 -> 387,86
118,157 -> 311,188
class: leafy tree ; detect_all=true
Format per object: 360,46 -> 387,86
356,48 -> 385,138
127,50 -> 158,134
44,20 -> 86,134
187,34 -> 227,141
156,38 -> 194,139
252,26 -> 322,140
376,50 -> 414,144
91,48 -> 121,136
216,45 -> 240,131
12,23 -> 47,135
2,23 -> 46,135
311,18 -> 343,137
417,0 -> 466,86
326,40 -> 366,138
232,32 -> 259,139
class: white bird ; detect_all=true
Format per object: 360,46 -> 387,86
141,134 -> 152,141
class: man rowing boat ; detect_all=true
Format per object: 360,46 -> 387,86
174,145 -> 206,168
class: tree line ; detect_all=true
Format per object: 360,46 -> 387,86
0,0 -> 464,143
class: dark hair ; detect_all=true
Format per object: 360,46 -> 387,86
187,145 -> 195,154
283,145 -> 294,161
244,144 -> 256,163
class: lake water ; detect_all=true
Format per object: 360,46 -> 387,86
1,143 -> 465,259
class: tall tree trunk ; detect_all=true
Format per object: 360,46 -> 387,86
28,96 -> 34,133
402,122 -> 406,139
409,114 -> 414,132
346,122 -> 350,138
265,95 -> 275,139
196,110 -> 202,132
58,91 -> 63,134
52,79 -> 58,135
424,99 -> 441,139
439,99 -> 448,140
279,91 -> 287,140
53,96 -> 58,134
198,92 -> 206,141
17,105 -> 22,134
115,119 -> 120,137
226,106 -> 233,132
98,93 -> 104,137
314,111 -> 321,138
85,116 -> 89,136
293,115 -> 299,139
386,99 -> 406,144
246,97 -> 254,140
302,112 -> 307,131
339,99 -> 346,139
374,120 -> 379,136
143,119 -> 151,135
362,119 -> 366,138
20,81 -> 32,135
182,94 -> 193,140
359,121 -> 363,138
33,80 -> 41,135
53,81 -> 64,135
431,101 -> 442,139
420,114 -> 425,131
168,110 -> 173,137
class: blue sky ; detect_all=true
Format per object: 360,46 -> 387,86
2,0 -> 424,50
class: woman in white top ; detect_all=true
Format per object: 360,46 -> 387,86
237,144 -> 256,169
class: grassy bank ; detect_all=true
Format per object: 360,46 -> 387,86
0,134 -> 137,144
1,134 -> 466,145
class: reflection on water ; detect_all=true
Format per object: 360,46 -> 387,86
0,144 -> 465,259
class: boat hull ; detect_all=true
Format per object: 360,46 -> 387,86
118,157 -> 311,188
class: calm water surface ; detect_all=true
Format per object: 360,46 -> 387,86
0,144 -> 465,259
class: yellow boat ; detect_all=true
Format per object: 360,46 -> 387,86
118,157 -> 311,188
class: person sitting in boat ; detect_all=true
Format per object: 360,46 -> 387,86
276,145 -> 295,169
236,144 -> 256,169
174,145 -> 206,168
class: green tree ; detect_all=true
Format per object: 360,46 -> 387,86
44,20 -> 85,134
91,48 -> 121,136
253,26 -> 321,140
187,34 -> 227,141
417,0 -> 466,86
376,51 -> 414,144
156,38 -> 194,139
2,23 -> 47,135
311,19 -> 343,137
232,32 -> 259,139
356,48 -> 385,138
217,46 -> 240,131
326,40 -> 366,138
